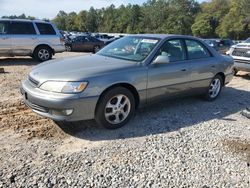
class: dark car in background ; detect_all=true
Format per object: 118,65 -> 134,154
203,39 -> 234,54
216,39 -> 234,54
65,35 -> 105,53
203,39 -> 219,51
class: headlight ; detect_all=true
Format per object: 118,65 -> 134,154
39,81 -> 88,93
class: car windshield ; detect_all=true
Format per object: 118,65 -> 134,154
97,36 -> 160,62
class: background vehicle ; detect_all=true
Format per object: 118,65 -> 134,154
0,19 -> 65,61
203,39 -> 219,51
216,39 -> 234,54
227,37 -> 250,74
21,34 -> 234,129
65,35 -> 105,53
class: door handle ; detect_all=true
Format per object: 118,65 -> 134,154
31,37 -> 37,40
181,69 -> 187,72
2,37 -> 9,40
211,65 -> 216,68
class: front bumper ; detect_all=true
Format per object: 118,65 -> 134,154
20,80 -> 98,121
231,56 -> 250,72
234,59 -> 250,72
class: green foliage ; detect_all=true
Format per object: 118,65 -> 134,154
2,13 -> 36,20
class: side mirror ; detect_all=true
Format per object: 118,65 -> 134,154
153,55 -> 170,64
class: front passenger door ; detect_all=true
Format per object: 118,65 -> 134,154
147,39 -> 191,103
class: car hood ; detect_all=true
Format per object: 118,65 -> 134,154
29,54 -> 139,84
234,43 -> 250,48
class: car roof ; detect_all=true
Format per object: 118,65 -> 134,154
0,18 -> 51,24
129,34 -> 201,40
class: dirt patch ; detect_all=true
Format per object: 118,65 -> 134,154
223,139 -> 250,166
0,98 -> 68,140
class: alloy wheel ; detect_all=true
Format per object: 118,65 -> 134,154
38,49 -> 50,61
104,94 -> 131,124
209,78 -> 221,98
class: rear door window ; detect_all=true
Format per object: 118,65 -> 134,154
35,23 -> 56,35
185,39 -> 212,59
9,22 -> 36,35
0,21 -> 9,34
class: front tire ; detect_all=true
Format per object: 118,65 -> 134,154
95,87 -> 135,129
204,75 -> 223,101
34,46 -> 52,62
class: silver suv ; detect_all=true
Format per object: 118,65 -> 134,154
227,38 -> 250,74
0,19 -> 65,62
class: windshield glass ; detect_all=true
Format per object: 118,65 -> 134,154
97,36 -> 160,62
244,38 -> 250,43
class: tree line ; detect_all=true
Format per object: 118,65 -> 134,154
2,0 -> 250,40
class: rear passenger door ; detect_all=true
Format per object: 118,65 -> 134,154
0,21 -> 11,55
185,39 -> 217,93
9,21 -> 37,55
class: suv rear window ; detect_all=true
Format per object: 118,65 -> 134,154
10,22 -> 36,35
36,23 -> 56,35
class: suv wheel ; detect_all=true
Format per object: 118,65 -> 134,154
204,75 -> 223,101
95,87 -> 135,129
34,46 -> 52,62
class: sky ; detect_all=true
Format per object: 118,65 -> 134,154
0,0 -> 206,19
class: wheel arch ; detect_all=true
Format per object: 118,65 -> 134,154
95,83 -> 140,114
33,44 -> 54,55
215,72 -> 225,86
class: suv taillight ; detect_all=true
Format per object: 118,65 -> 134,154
60,37 -> 65,44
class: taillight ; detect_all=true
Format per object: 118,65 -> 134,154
60,37 -> 65,44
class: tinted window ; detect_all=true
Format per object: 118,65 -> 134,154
157,39 -> 186,62
36,23 -> 56,35
10,22 -> 36,35
75,36 -> 87,42
89,37 -> 99,42
186,40 -> 211,59
0,21 -> 9,34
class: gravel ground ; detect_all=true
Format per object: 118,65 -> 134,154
0,53 -> 250,187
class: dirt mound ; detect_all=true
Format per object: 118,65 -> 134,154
0,99 -> 68,140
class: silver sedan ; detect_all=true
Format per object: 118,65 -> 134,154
21,34 -> 234,129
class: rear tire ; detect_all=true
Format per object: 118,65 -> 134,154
34,46 -> 52,62
204,75 -> 223,101
233,68 -> 238,76
93,45 -> 100,53
95,87 -> 135,129
65,45 -> 72,52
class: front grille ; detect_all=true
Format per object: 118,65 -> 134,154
232,48 -> 250,58
28,75 -> 39,87
26,100 -> 49,113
